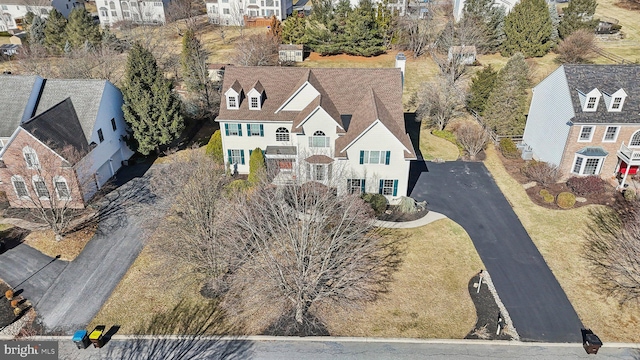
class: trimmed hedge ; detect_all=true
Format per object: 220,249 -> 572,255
624,188 -> 636,201
499,138 -> 519,159
539,189 -> 554,203
362,193 -> 387,215
556,192 -> 576,209
566,176 -> 605,196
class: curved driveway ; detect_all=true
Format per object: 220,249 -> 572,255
410,161 -> 583,343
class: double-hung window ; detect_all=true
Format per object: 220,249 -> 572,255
572,156 -> 603,175
347,179 -> 366,194
227,149 -> 245,165
359,150 -> 390,165
247,124 -> 264,137
309,131 -> 329,147
612,97 -> 622,110
579,126 -> 593,142
603,126 -> 618,142
54,177 -> 70,199
379,179 -> 398,196
11,176 -> 28,198
23,147 -> 39,168
586,97 -> 597,109
225,123 -> 242,136
33,176 -> 50,199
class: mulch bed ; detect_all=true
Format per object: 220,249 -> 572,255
465,273 -> 513,341
377,206 -> 428,222
0,281 -> 15,328
498,152 -> 617,209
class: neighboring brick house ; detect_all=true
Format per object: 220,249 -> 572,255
521,64 -> 640,188
216,67 -> 417,204
0,76 -> 134,208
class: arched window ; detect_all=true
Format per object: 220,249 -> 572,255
32,175 -> 50,199
22,146 -> 39,168
313,130 -> 325,136
53,176 -> 70,200
309,130 -> 329,148
121,2 -> 129,10
11,175 -> 29,198
630,130 -> 640,147
276,127 -> 289,142
109,1 -> 116,9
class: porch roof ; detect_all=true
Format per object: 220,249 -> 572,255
577,146 -> 608,157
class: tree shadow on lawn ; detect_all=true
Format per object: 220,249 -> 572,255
262,309 -> 330,337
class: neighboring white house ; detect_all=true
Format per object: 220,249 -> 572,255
0,75 -> 135,200
0,0 -> 82,32
349,0 -> 408,16
206,0 -> 292,25
97,0 -> 170,27
216,67 -> 417,204
453,0 -> 516,21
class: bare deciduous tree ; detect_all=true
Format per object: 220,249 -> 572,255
556,28 -> 597,64
166,0 -> 204,32
455,122 -> 487,160
585,203 -> 640,304
233,34 -> 279,66
413,76 -> 466,130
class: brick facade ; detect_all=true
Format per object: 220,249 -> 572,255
0,130 -> 86,209
558,124 -> 640,180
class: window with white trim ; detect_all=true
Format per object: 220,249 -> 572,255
32,176 -> 50,199
276,127 -> 289,141
309,130 -> 329,147
379,179 -> 398,196
630,131 -> 640,147
54,176 -> 70,199
603,126 -> 619,142
228,149 -> 245,165
247,123 -> 263,137
306,163 -> 333,181
225,123 -> 242,136
11,175 -> 28,198
23,147 -> 39,168
579,126 -> 593,142
586,97 -> 597,109
612,97 -> 622,110
227,95 -> 237,108
250,97 -> 259,109
572,156 -> 604,175
360,150 -> 390,165
347,179 -> 365,194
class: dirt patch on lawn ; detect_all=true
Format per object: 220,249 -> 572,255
23,224 -> 96,261
497,151 -> 617,209
615,0 -> 640,11
305,51 -> 399,64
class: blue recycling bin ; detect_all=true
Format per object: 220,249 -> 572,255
72,330 -> 90,349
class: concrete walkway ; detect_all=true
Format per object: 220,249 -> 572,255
374,211 -> 447,229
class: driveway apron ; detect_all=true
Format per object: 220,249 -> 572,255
410,161 -> 583,343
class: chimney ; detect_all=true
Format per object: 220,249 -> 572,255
395,52 -> 406,88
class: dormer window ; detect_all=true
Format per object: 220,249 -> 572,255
250,97 -> 259,109
605,88 -> 626,112
225,80 -> 243,110
580,88 -> 601,112
612,97 -> 622,109
247,80 -> 265,111
228,96 -> 237,109
586,97 -> 597,109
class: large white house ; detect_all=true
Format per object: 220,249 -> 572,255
216,67 -> 417,204
96,0 -> 170,27
0,0 -> 82,32
453,0 -> 517,21
206,0 -> 293,25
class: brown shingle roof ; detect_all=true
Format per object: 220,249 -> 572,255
217,67 -> 414,157
305,155 -> 334,164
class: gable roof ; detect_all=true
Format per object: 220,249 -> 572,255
21,98 -> 89,164
562,64 -> 640,124
218,67 -> 413,157
0,75 -> 42,138
33,79 -> 107,140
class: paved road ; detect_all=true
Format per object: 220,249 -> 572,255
53,337 -> 639,360
1,165 -> 171,333
410,162 -> 584,343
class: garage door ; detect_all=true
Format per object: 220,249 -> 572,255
111,148 -> 123,174
95,161 -> 112,188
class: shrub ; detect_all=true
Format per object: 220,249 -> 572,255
499,138 -> 519,159
624,188 -> 636,201
432,129 -> 464,152
5,290 -> 13,300
205,130 -> 224,165
521,161 -> 562,187
248,148 -> 266,184
226,179 -> 251,193
556,192 -> 576,209
566,176 -> 606,196
10,299 -> 19,308
539,189 -> 554,203
362,193 -> 387,215
398,196 -> 417,214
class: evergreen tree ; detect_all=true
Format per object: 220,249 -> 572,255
29,15 -> 46,46
483,53 -> 530,135
467,65 -> 498,115
501,0 -> 553,57
181,29 -> 214,110
343,0 -> 385,56
549,3 -> 560,44
462,0 -> 506,53
310,0 -> 333,27
43,9 -> 67,54
282,13 -> 307,44
205,130 -> 224,165
66,8 -> 102,49
558,0 -> 598,39
248,148 -> 266,184
122,43 -> 184,155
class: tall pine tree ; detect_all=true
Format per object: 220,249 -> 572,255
43,9 -> 67,54
122,43 -> 184,155
282,13 -> 307,44
29,15 -> 46,46
501,0 -> 553,57
558,0 -> 598,39
181,29 -> 214,110
66,8 -> 102,49
462,0 -> 506,53
483,53 -> 530,135
467,65 -> 498,115
343,0 -> 385,56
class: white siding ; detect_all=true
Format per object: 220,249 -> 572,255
280,83 -> 320,111
522,66 -> 574,166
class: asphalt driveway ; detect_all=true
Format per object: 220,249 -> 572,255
410,161 -> 583,343
0,164 -> 171,333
